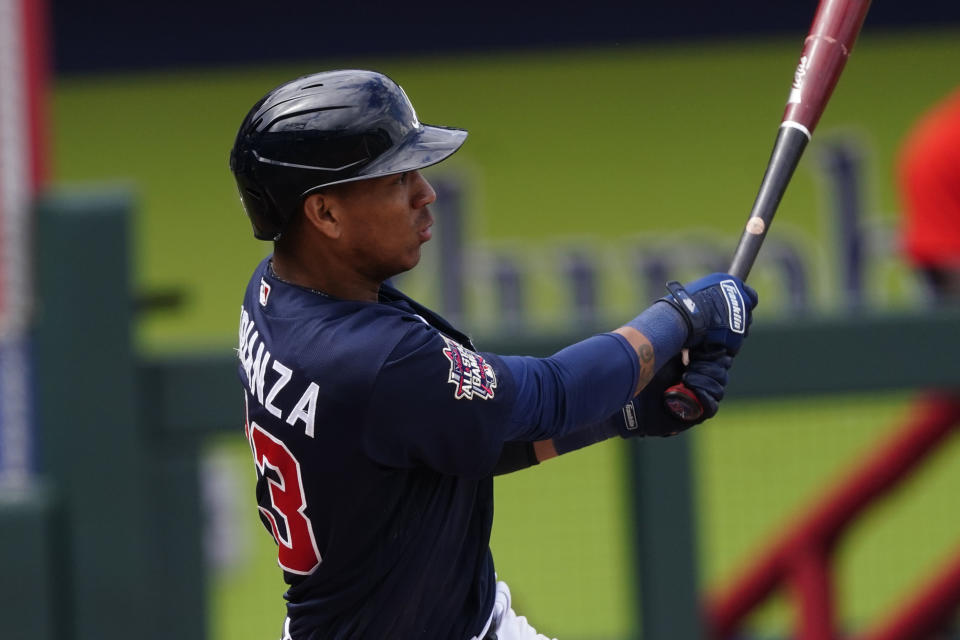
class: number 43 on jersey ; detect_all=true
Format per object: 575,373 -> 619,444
244,394 -> 322,575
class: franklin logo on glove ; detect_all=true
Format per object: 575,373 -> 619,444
720,279 -> 746,334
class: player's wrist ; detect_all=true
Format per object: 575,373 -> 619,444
623,301 -> 688,369
660,274 -> 757,354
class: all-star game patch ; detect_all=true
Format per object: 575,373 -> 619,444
440,335 -> 497,400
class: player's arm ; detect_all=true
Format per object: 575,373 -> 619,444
365,274 -> 755,478
498,274 -> 755,439
539,346 -> 733,461
491,275 -> 756,473
492,346 -> 734,472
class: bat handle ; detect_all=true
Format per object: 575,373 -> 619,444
661,126 -> 810,423
727,123 -> 810,280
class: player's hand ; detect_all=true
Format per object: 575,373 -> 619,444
610,347 -> 734,437
676,346 -> 733,423
660,273 -> 758,354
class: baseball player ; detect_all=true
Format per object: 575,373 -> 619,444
229,69 -> 758,640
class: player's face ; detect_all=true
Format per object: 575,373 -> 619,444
330,170 -> 437,281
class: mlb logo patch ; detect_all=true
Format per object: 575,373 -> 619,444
259,278 -> 271,307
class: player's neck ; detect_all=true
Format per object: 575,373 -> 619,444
271,251 -> 381,302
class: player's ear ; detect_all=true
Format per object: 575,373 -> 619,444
302,193 -> 341,239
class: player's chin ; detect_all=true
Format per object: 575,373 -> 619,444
399,246 -> 423,272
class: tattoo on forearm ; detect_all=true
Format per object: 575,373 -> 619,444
636,343 -> 655,391
611,326 -> 658,395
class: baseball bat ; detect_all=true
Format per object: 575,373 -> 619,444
663,0 -> 873,422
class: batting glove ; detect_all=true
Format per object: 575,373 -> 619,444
660,273 -> 758,354
627,347 -> 732,436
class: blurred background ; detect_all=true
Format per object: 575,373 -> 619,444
3,1 -> 960,639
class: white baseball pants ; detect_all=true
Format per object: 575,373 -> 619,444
471,580 -> 557,640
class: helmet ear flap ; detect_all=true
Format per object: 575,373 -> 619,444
229,142 -> 252,175
241,185 -> 265,207
233,154 -> 287,240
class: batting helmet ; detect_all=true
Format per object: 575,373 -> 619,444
229,69 -> 468,240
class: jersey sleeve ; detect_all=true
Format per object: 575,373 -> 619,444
361,321 -> 520,478
362,320 -> 640,478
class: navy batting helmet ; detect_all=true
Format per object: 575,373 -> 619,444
229,69 -> 468,240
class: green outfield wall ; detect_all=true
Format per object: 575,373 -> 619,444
53,30 -> 960,348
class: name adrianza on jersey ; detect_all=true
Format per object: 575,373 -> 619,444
238,305 -> 319,437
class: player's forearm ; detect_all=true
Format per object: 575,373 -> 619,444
614,301 -> 688,394
530,305 -> 688,460
499,415 -> 629,470
491,437 -> 587,472
533,439 -> 558,461
492,441 -> 541,475
497,304 -> 688,444
499,334 -> 637,442
534,416 -> 622,462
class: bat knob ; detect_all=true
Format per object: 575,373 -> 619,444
663,383 -> 704,423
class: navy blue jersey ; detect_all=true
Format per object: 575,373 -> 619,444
237,257 -> 528,639
237,257 -> 639,639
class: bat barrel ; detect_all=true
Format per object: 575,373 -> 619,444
783,0 -> 872,134
728,125 -> 810,280
731,0 -> 872,280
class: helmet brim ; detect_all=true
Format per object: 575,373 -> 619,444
306,124 -> 467,193
364,123 -> 468,175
